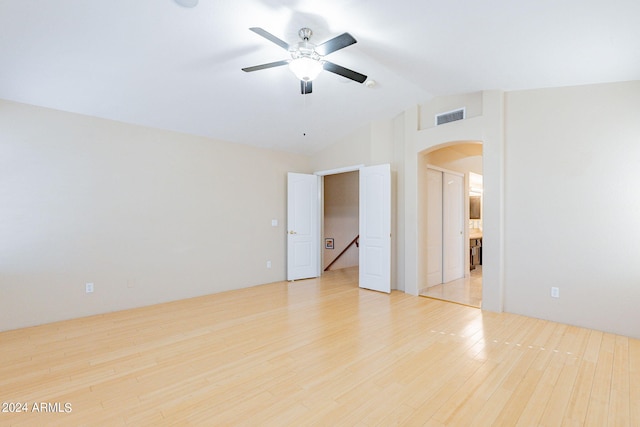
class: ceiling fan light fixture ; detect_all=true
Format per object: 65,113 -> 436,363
289,57 -> 323,82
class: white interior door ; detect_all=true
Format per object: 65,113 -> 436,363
359,164 -> 391,293
426,169 -> 443,287
442,172 -> 464,283
287,173 -> 320,281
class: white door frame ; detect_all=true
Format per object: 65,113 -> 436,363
315,165 -> 364,273
315,165 -> 364,177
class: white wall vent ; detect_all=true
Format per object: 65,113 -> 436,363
435,107 -> 466,126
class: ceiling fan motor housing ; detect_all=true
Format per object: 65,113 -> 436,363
291,28 -> 321,61
298,28 -> 313,41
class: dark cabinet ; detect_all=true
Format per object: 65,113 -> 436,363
470,238 -> 482,269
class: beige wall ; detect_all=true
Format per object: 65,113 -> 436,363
323,171 -> 359,270
0,100 -> 310,331
503,81 -> 640,338
311,124 -> 372,172
418,91 -> 484,130
311,120 -> 396,171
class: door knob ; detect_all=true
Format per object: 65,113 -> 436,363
289,230 -> 297,234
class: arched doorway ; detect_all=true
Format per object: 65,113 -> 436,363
418,141 -> 483,307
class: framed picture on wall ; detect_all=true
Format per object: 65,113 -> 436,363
470,195 -> 481,219
325,238 -> 334,249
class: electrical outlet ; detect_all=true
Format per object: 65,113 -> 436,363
85,283 -> 94,293
266,261 -> 272,269
551,287 -> 559,298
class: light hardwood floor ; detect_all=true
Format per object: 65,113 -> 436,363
1,267 -> 638,426
421,266 -> 483,308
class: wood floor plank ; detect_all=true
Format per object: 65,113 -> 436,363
561,329 -> 602,426
539,326 -> 590,426
608,334 -> 631,427
468,319 -> 553,426
0,267 -> 637,426
630,338 -> 640,426
585,332 -> 616,426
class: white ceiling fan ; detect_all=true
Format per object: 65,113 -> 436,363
242,27 -> 368,95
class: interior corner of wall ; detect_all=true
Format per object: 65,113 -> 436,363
482,90 -> 506,114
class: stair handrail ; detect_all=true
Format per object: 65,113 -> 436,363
324,235 -> 359,271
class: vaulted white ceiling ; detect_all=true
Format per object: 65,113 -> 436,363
1,0 -> 638,154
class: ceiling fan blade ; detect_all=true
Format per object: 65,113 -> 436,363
322,61 -> 367,84
315,32 -> 357,56
301,80 -> 312,95
242,60 -> 289,72
249,27 -> 290,50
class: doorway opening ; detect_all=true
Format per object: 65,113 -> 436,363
286,166 -> 391,290
292,164 -> 390,293
418,142 -> 483,307
322,171 -> 360,273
